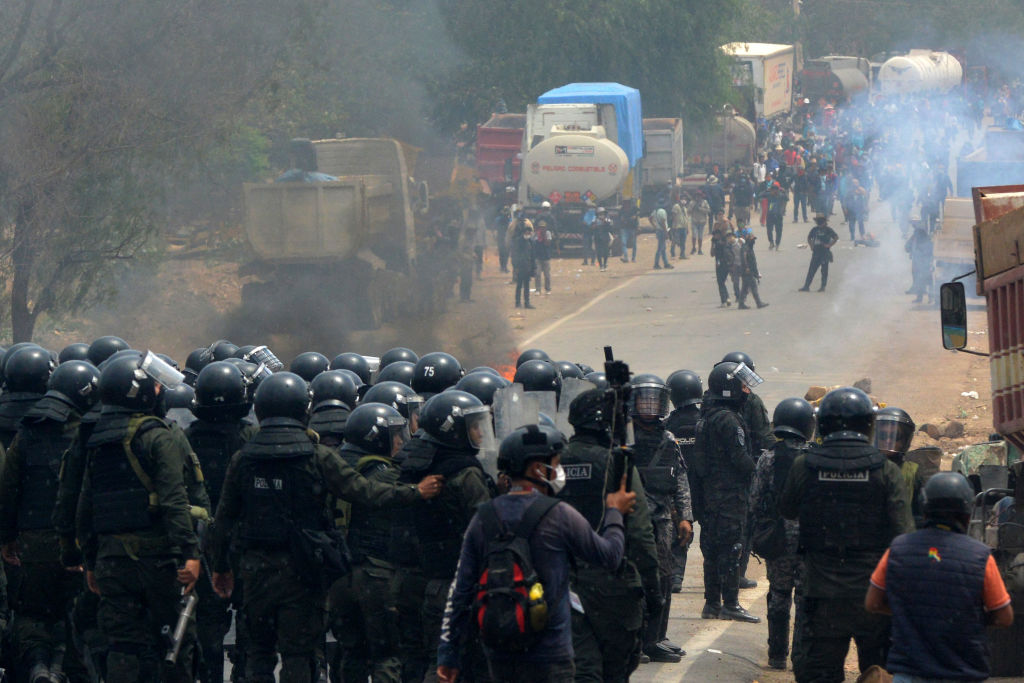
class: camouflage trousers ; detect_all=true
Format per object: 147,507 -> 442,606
765,551 -> 804,662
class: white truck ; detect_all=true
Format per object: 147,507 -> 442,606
721,42 -> 795,120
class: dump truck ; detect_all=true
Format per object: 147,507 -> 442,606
240,138 -> 434,331
640,118 -> 684,212
475,113 -> 525,201
798,56 -> 871,103
940,193 -> 1024,675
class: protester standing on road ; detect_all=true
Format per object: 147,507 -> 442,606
737,227 -> 768,310
510,221 -> 536,309
620,198 -> 639,263
533,210 -> 554,295
670,196 -> 689,260
711,215 -> 735,307
800,214 -> 838,292
905,222 -> 934,304
651,206 -> 673,270
690,192 -> 710,255
865,472 -> 1013,683
436,424 -> 635,683
779,387 -> 914,683
593,207 -> 613,272
766,183 -> 788,250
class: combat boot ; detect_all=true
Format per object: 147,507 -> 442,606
720,604 -> 761,623
700,601 -> 721,619
643,641 -> 682,663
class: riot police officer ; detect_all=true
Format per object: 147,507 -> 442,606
560,389 -> 661,681
874,406 -> 925,526
664,370 -> 702,593
0,345 -> 55,448
390,390 -> 493,682
748,397 -> 816,670
779,387 -> 913,682
691,362 -> 760,623
186,361 -> 259,683
0,360 -> 99,680
630,374 -> 691,661
76,352 -> 200,682
308,370 -> 361,450
328,402 -> 411,682
209,372 -> 442,683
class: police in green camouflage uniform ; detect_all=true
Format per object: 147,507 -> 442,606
327,403 -> 411,683
560,389 -> 661,682
75,354 -> 201,683
0,361 -> 100,680
629,374 -> 691,661
209,373 -> 440,683
779,388 -> 913,682
748,398 -> 816,670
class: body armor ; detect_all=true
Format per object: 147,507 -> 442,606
87,413 -> 166,534
16,417 -> 76,531
558,437 -> 611,531
346,455 -> 399,562
186,419 -> 253,510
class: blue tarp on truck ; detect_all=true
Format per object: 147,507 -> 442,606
537,83 -> 644,168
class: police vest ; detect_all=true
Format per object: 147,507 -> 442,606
346,454 -> 398,563
693,405 -> 750,495
235,426 -> 327,549
558,440 -> 611,531
15,418 -> 76,531
798,445 -> 890,554
396,436 -> 483,578
186,420 -> 251,511
632,428 -> 678,497
87,414 -> 167,535
886,527 -> 991,680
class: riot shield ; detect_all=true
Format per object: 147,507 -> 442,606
555,378 -> 597,438
493,384 -> 540,442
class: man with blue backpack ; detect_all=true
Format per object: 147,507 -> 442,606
436,424 -> 636,683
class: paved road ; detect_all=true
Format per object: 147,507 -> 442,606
521,205 -> 928,682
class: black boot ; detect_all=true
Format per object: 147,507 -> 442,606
720,604 -> 761,623
701,601 -> 721,619
767,614 -> 790,670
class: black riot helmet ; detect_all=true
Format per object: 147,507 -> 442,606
343,403 -> 410,457
575,363 -> 595,376
58,343 -> 91,364
164,383 -> 195,411
515,348 -> 550,368
817,387 -> 875,441
497,424 -> 567,478
376,361 -> 416,387
223,358 -> 272,400
513,360 -> 562,400
772,397 -> 816,441
629,373 -> 669,420
87,336 -> 130,367
1,342 -> 41,384
184,348 -> 210,387
584,371 -> 609,391
568,388 -> 610,433
233,345 -> 256,360
419,390 -> 491,450
192,361 -> 251,422
46,360 -> 101,414
468,366 -> 502,378
923,472 -> 975,526
666,370 -> 703,409
554,361 -> 585,380
290,352 -> 330,382
253,372 -> 311,424
99,355 -> 159,412
5,346 -> 56,394
706,361 -> 745,403
722,351 -> 756,372
200,339 -> 239,363
455,371 -> 509,406
412,352 -> 463,397
330,352 -> 372,385
310,370 -> 360,411
874,406 -> 916,458
361,381 -> 424,429
380,347 -> 419,369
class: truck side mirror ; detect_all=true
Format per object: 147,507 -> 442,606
940,282 -> 968,350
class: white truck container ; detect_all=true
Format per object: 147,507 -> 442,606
721,42 -> 795,119
878,50 -> 962,94
641,118 -> 684,188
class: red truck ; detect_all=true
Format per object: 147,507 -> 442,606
475,113 -> 525,199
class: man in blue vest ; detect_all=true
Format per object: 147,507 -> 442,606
866,472 -> 1013,682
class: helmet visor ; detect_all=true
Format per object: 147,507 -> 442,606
630,384 -> 669,418
388,416 -> 411,457
874,415 -> 914,455
245,345 -> 284,372
732,362 -> 764,389
140,351 -> 185,389
397,394 -> 424,432
463,405 -> 495,450
362,355 -> 381,374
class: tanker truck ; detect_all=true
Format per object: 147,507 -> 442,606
877,50 -> 962,94
517,83 -> 644,247
239,137 -> 434,332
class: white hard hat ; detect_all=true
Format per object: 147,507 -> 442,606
541,201 -> 551,208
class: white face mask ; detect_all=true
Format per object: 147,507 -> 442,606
543,463 -> 566,495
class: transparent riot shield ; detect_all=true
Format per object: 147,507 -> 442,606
493,384 -> 540,442
555,378 -> 597,439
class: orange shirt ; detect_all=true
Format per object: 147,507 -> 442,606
871,548 -> 1011,612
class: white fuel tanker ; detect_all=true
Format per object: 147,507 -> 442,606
877,50 -> 963,94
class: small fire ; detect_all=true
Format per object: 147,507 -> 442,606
495,350 -> 519,382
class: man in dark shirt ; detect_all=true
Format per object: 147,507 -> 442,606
800,214 -> 838,292
437,424 -> 635,683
